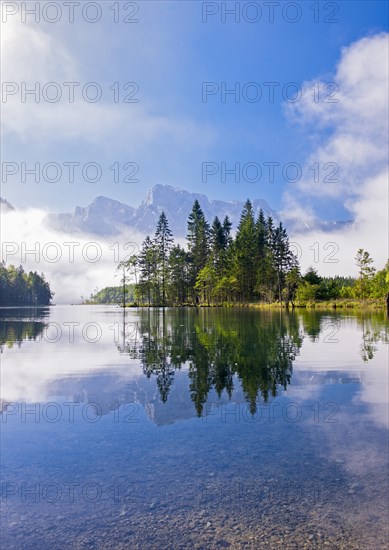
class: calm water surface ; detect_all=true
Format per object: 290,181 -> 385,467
1,306 -> 388,549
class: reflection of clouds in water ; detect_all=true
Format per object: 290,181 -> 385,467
293,315 -> 388,430
2,308 -> 388,432
2,307 -> 388,546
288,322 -> 388,504
357,363 -> 389,430
307,401 -> 389,522
1,306 -> 143,403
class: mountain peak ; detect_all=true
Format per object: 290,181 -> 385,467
144,184 -> 186,206
46,186 -> 277,236
44,185 -> 351,237
0,198 -> 15,211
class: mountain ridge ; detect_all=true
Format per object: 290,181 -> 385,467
1,185 -> 354,237
44,184 -> 278,237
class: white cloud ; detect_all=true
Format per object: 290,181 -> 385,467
1,19 -> 216,150
282,33 -> 389,274
0,206 -> 146,303
288,169 -> 388,276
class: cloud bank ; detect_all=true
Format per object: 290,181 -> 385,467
0,206 -> 144,304
282,32 -> 389,276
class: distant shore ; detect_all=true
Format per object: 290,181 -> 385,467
82,298 -> 387,310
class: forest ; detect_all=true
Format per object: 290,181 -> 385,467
1,200 -> 387,308
99,199 -> 388,308
0,263 -> 54,306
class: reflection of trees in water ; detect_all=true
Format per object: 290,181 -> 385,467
299,309 -> 389,363
0,308 -> 48,351
356,312 -> 389,362
120,308 -> 303,416
298,310 -> 344,344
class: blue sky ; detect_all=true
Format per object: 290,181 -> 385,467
1,0 -> 388,222
1,1 -> 388,300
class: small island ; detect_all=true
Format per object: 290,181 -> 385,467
84,200 -> 389,311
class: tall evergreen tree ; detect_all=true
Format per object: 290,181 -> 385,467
168,245 -> 189,305
271,222 -> 297,304
138,236 -> 158,305
255,209 -> 270,300
154,212 -> 173,306
255,209 -> 267,263
210,216 -> 225,275
222,216 -> 232,246
187,200 -> 210,302
234,200 -> 257,301
221,215 -> 233,276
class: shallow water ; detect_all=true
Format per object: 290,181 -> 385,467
1,305 -> 388,549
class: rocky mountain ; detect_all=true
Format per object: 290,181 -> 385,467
2,185 -> 352,237
46,195 -> 136,237
0,198 -> 15,212
45,184 -> 278,237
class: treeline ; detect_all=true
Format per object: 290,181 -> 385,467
87,285 -> 135,304
118,200 -> 298,306
118,201 -> 388,307
0,263 -> 54,306
297,263 -> 389,302
126,200 -> 299,306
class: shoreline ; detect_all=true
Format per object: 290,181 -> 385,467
80,299 -> 387,311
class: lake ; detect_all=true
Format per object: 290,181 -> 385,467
1,305 -> 388,549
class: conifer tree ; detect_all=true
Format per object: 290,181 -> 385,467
234,200 -> 257,301
210,216 -> 225,275
271,222 -> 297,304
154,212 -> 173,306
138,236 -> 158,305
168,245 -> 189,305
187,200 -> 210,302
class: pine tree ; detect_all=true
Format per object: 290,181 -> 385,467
154,212 -> 173,306
210,216 -> 225,275
271,222 -> 297,304
222,216 -> 232,246
187,200 -> 210,302
255,209 -> 270,300
220,215 -> 233,276
256,209 -> 267,262
258,216 -> 278,301
234,200 -> 257,301
138,236 -> 158,305
303,267 -> 322,285
168,245 -> 189,305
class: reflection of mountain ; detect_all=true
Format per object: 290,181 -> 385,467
292,371 -> 364,385
120,308 -> 304,415
36,309 -> 304,422
45,371 -> 205,426
2,308 -> 385,424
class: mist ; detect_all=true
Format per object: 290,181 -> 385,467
0,206 -> 144,304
